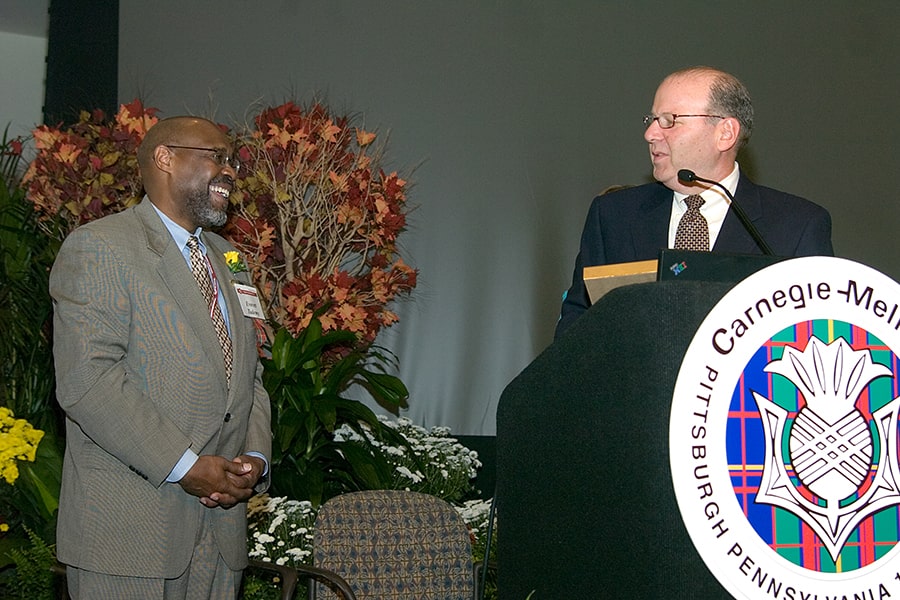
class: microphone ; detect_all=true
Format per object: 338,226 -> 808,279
677,169 -> 774,256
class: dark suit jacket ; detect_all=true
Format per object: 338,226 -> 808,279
555,175 -> 834,338
50,198 -> 272,577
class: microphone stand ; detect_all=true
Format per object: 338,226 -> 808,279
677,169 -> 774,256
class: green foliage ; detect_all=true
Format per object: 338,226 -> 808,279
0,128 -> 63,552
264,309 -> 410,506
0,527 -> 58,600
335,417 -> 481,504
240,567 -> 283,600
0,128 -> 60,437
0,434 -> 63,553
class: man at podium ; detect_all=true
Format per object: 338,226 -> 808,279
554,66 -> 833,338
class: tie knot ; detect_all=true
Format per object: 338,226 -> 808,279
684,194 -> 705,211
684,194 -> 706,210
186,235 -> 201,250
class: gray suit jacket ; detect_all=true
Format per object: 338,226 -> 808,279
51,198 -> 271,577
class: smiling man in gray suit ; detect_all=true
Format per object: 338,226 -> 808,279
51,116 -> 271,599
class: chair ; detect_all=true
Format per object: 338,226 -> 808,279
311,490 -> 477,600
248,559 -> 357,600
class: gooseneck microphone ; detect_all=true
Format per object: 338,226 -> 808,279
677,169 -> 774,256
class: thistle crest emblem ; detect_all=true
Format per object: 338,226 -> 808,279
753,336 -> 900,561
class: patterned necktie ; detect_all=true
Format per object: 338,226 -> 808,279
674,194 -> 709,251
186,235 -> 233,384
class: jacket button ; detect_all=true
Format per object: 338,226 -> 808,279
224,413 -> 232,422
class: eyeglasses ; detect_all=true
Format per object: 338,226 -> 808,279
642,113 -> 725,129
166,145 -> 241,172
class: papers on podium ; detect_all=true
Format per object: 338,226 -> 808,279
583,250 -> 789,305
583,259 -> 657,305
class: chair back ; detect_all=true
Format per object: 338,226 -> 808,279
313,490 -> 474,600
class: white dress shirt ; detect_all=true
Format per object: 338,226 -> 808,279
667,162 -> 741,250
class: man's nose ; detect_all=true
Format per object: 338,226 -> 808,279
644,120 -> 663,142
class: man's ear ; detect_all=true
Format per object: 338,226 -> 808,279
716,117 -> 740,153
153,145 -> 175,174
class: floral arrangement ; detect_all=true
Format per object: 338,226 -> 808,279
0,131 -> 64,571
22,100 -> 158,237
456,498 -> 495,556
225,101 -> 417,344
1,128 -> 58,433
22,100 -> 417,348
456,498 -> 498,597
333,415 -> 482,504
250,417 -> 483,559
244,422 -> 494,600
0,408 -> 44,487
0,407 -> 60,549
247,494 -> 316,567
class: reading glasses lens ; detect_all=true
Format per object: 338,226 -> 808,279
168,145 -> 241,172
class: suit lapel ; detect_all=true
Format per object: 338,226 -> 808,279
135,200 -> 230,391
632,185 -> 673,258
713,175 -> 764,254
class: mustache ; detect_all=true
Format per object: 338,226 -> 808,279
210,174 -> 235,187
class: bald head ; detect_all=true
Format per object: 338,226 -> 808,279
137,116 -> 221,175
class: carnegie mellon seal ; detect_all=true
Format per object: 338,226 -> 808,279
671,256 -> 900,599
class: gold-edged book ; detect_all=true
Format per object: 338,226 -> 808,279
583,259 -> 658,305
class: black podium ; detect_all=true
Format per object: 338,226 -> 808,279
496,280 -> 735,598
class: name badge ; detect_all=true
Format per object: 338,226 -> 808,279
232,282 -> 265,319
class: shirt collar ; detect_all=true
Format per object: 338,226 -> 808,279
149,199 -> 205,253
674,162 -> 740,209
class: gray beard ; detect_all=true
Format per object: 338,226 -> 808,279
185,189 -> 227,229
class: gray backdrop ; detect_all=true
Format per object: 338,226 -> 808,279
119,1 -> 900,435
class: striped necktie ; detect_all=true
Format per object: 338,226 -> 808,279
186,235 -> 233,384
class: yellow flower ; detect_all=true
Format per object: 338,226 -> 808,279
224,251 -> 248,275
0,408 -> 45,486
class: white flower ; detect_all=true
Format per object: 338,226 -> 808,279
249,420 -> 484,569
395,465 -> 424,483
247,494 -> 319,568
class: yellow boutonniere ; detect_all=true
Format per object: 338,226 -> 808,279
224,251 -> 248,275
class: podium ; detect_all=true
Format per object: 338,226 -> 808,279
496,280 -> 734,598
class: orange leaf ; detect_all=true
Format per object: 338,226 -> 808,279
320,120 -> 342,143
55,144 -> 82,164
356,129 -> 376,147
32,127 -> 60,150
328,171 -> 348,192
